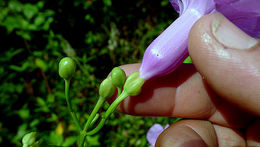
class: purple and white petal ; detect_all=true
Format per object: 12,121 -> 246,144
147,124 -> 164,146
140,0 -> 260,81
147,124 -> 170,147
139,0 -> 215,80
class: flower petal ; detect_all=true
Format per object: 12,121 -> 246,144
146,124 -> 164,146
140,0 -> 215,80
215,0 -> 260,37
164,124 -> 170,129
170,0 -> 215,15
170,0 -> 183,14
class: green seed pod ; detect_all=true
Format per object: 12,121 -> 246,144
99,77 -> 116,98
124,72 -> 145,96
22,132 -> 37,146
59,57 -> 76,80
111,67 -> 126,88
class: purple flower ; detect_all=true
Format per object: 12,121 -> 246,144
139,0 -> 260,80
214,0 -> 260,38
147,124 -> 169,147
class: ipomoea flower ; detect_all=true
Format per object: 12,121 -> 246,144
146,124 -> 169,147
139,0 -> 260,80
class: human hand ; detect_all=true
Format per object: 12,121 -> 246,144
115,13 -> 260,146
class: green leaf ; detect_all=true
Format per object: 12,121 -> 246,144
62,136 -> 77,146
2,16 -> 22,33
42,17 -> 54,31
161,0 -> 169,6
30,119 -> 40,128
47,114 -> 58,122
9,62 -> 30,72
49,132 -> 63,146
16,31 -> 31,40
13,124 -> 27,142
37,97 -> 46,106
8,1 -> 23,12
183,56 -> 192,63
35,58 -> 48,72
86,135 -> 100,146
17,108 -> 30,120
103,0 -> 112,6
23,4 -> 38,19
0,8 -> 9,21
37,1 -> 44,9
34,15 -> 45,26
60,38 -> 77,57
4,48 -> 24,61
36,97 -> 50,112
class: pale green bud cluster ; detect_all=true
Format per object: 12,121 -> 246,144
99,67 -> 127,99
124,72 -> 145,96
59,57 -> 76,80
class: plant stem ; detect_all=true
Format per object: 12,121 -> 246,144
83,97 -> 105,132
104,91 -> 128,119
90,113 -> 99,128
86,91 -> 128,135
79,91 -> 128,146
79,97 -> 104,147
117,87 -> 122,96
64,79 -> 82,131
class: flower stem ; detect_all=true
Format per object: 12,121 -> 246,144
64,79 -> 82,131
90,113 -> 99,128
117,87 -> 122,96
83,97 -> 105,132
104,91 -> 128,119
86,91 -> 128,135
78,97 -> 105,147
79,91 -> 128,146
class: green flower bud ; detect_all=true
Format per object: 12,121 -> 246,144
59,57 -> 76,80
22,132 -> 37,146
124,72 -> 145,96
124,72 -> 140,85
99,77 -> 116,98
111,67 -> 126,88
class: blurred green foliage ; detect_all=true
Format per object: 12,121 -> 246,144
0,0 -> 180,146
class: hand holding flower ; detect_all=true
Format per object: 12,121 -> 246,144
117,13 -> 260,146
54,1 -> 260,146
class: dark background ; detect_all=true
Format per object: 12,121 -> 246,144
0,0 -> 179,146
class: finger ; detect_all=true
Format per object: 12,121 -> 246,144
117,63 -> 254,128
156,120 -> 246,147
188,12 -> 260,116
118,63 -> 215,118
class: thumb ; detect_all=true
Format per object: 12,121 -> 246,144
188,13 -> 260,116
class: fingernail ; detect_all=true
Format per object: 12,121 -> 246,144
212,13 -> 258,50
156,125 -> 208,147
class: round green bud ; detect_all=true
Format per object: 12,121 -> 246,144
59,57 -> 76,80
111,67 -> 126,88
124,72 -> 145,96
99,77 -> 116,98
22,132 -> 37,146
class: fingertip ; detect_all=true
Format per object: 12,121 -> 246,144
188,13 -> 260,116
156,120 -> 217,147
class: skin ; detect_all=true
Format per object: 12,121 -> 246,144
111,13 -> 260,146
